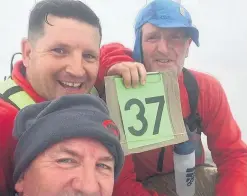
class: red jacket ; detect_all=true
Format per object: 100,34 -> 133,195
0,43 -> 133,195
104,44 -> 246,196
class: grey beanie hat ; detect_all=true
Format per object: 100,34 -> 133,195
13,94 -> 124,183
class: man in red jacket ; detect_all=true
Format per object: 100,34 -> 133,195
0,0 -> 142,195
100,0 -> 247,196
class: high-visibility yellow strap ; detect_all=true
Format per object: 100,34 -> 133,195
0,78 -> 35,110
0,78 -> 17,93
8,91 -> 35,109
1,78 -> 99,109
90,87 -> 99,96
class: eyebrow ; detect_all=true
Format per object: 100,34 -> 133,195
144,28 -> 187,36
55,146 -> 114,162
51,42 -> 99,55
98,156 -> 114,163
83,49 -> 99,57
144,31 -> 159,37
56,146 -> 80,157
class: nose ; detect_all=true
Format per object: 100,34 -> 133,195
72,167 -> 100,195
65,52 -> 86,77
157,38 -> 169,54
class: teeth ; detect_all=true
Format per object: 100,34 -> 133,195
61,81 -> 81,88
157,59 -> 169,63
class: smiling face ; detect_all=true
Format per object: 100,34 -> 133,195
22,15 -> 101,100
141,23 -> 192,75
15,138 -> 115,196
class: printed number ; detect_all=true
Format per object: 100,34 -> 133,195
124,96 -> 165,136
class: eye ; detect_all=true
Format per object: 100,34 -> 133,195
96,163 -> 112,171
146,35 -> 159,41
52,48 -> 68,55
170,34 -> 183,40
83,53 -> 96,60
83,53 -> 97,63
56,158 -> 76,164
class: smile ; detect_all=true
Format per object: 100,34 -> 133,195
156,59 -> 171,63
58,81 -> 83,88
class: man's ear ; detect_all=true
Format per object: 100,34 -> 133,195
21,38 -> 32,68
15,174 -> 24,193
185,38 -> 192,58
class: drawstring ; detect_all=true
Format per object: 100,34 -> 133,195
4,52 -> 22,80
10,52 -> 22,73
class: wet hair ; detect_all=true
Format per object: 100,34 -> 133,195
28,0 -> 102,42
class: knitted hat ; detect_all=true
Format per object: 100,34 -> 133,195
13,94 -> 124,183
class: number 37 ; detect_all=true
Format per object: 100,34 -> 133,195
124,96 -> 165,136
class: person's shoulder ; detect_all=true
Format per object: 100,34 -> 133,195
0,99 -> 18,125
188,69 -> 223,93
187,69 -> 227,113
0,99 -> 18,153
188,69 -> 220,84
100,42 -> 133,57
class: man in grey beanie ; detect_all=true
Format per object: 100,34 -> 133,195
12,94 -> 124,196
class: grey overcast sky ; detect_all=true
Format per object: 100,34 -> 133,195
0,0 -> 246,141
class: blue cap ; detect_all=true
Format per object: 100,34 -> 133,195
133,0 -> 199,62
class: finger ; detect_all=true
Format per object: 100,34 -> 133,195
107,66 -> 118,76
136,63 -> 147,85
129,64 -> 140,88
120,66 -> 132,88
107,63 -> 132,88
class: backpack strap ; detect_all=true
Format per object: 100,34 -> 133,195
0,86 -> 23,110
0,77 -> 99,111
182,68 -> 202,133
90,86 -> 99,96
0,78 -> 35,110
